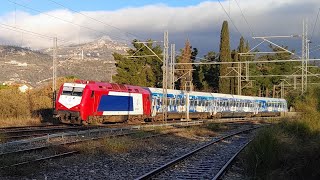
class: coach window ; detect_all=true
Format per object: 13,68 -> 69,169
190,100 -> 194,106
172,98 -> 176,106
181,98 -> 185,106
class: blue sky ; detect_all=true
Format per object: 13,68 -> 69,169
1,0 -> 216,15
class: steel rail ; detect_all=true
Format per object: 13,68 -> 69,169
0,151 -> 79,169
0,130 -> 168,169
0,131 -> 136,156
0,131 -> 139,169
212,139 -> 253,180
135,126 -> 260,180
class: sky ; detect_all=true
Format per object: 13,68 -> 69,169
0,0 -> 319,57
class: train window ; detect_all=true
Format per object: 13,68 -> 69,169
73,87 -> 84,96
183,98 -> 186,105
90,91 -> 94,98
62,87 -> 84,96
152,98 -> 156,106
62,86 -> 73,95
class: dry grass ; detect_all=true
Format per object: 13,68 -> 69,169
174,125 -> 218,140
76,131 -> 154,154
241,86 -> 320,179
0,117 -> 42,128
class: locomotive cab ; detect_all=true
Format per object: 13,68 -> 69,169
54,83 -> 86,124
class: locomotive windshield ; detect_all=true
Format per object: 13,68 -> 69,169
62,86 -> 84,96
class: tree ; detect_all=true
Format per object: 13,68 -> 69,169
113,39 -> 163,87
219,21 -> 232,94
176,40 -> 193,90
202,51 -> 220,92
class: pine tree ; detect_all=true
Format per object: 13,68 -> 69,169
219,21 -> 232,94
176,40 -> 193,90
203,51 -> 219,92
113,39 -> 163,87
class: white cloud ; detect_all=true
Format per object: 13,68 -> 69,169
0,0 -> 319,55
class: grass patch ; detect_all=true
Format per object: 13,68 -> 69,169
174,125 -> 217,140
205,123 -> 229,131
0,117 -> 42,128
130,130 -> 151,138
240,86 -> 320,179
76,136 -> 143,154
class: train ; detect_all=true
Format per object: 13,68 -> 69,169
54,80 -> 288,125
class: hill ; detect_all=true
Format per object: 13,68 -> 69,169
0,37 -> 129,86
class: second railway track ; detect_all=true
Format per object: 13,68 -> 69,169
136,125 -> 261,180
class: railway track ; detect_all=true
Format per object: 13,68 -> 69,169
0,118 -> 272,177
0,129 -> 172,170
0,125 -> 106,142
135,125 -> 261,180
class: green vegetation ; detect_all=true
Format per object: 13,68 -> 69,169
0,77 -> 77,127
205,123 -> 228,131
176,39 -> 193,90
219,21 -> 232,94
241,86 -> 320,179
113,39 -> 163,87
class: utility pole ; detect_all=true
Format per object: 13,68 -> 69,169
162,31 -> 169,122
185,71 -> 193,121
301,19 -> 309,94
170,44 -> 175,89
237,62 -> 241,95
281,81 -> 284,98
52,37 -> 57,109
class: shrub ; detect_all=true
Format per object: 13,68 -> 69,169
241,86 -> 320,179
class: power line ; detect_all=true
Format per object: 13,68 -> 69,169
217,0 -> 244,38
234,0 -> 254,37
7,0 -> 131,43
46,0 -> 142,40
0,22 -> 69,43
311,8 -> 320,41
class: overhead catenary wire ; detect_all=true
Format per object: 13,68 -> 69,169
0,22 -> 69,43
7,0 -> 132,43
310,8 -> 320,41
234,0 -> 255,37
46,0 -> 142,40
217,0 -> 244,38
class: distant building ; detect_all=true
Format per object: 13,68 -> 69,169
18,84 -> 32,93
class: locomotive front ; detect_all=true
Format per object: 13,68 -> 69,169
54,83 -> 86,124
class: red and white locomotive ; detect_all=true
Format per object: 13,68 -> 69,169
54,80 -> 288,125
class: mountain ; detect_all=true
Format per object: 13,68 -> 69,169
0,37 -> 129,86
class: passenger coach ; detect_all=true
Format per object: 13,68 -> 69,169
54,81 -> 287,125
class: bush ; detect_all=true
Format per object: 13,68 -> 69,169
0,76 -> 78,126
242,86 -> 320,179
